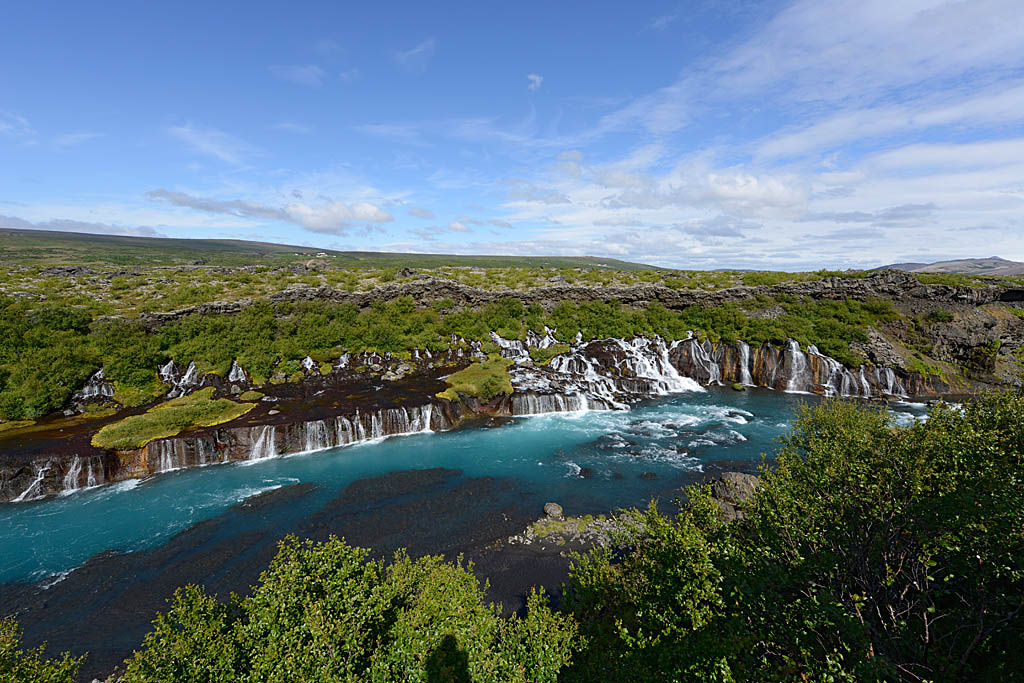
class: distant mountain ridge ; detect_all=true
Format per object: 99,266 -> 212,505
0,227 -> 659,270
879,256 -> 1024,276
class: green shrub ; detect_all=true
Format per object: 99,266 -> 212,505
563,395 -> 1024,682
119,536 -> 578,682
0,617 -> 82,682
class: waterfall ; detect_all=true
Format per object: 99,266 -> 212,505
510,392 -> 589,416
784,340 -> 811,393
304,420 -> 330,452
85,457 -> 98,487
228,361 -> 246,383
75,369 -> 115,401
676,335 -> 722,386
874,367 -> 907,397
250,426 -> 277,460
302,356 -> 317,373
158,359 -> 179,383
62,456 -> 83,493
858,366 -> 872,397
738,341 -> 754,386
13,464 -> 50,503
354,410 -> 367,441
166,361 -> 199,398
157,440 -> 179,472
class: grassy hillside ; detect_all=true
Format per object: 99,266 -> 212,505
0,228 -> 658,270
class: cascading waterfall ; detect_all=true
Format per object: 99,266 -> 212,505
510,392 -> 589,415
13,464 -> 50,503
677,335 -> 722,385
85,458 -> 98,487
738,341 -> 754,386
62,456 -> 82,493
250,426 -> 277,460
304,420 -> 330,452
785,340 -> 811,393
228,361 -> 246,383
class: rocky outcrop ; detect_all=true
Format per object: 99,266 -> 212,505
710,472 -> 761,522
135,270 -> 1013,326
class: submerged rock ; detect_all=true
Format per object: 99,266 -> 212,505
543,502 -> 564,519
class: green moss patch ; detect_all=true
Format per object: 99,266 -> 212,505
528,344 -> 571,365
436,355 -> 513,401
0,419 -> 35,435
91,387 -> 255,450
239,390 -> 265,401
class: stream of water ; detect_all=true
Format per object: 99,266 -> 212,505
0,389 -> 927,586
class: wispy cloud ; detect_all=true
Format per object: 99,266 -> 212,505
354,123 -> 428,146
527,74 -> 543,91
269,64 -> 327,87
0,213 -> 164,237
167,123 -> 258,165
0,111 -> 34,139
339,68 -> 360,83
394,38 -> 436,72
52,132 -> 103,148
146,188 -> 393,235
649,11 -> 679,31
408,207 -> 434,219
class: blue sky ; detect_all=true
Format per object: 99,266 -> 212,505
2,0 -> 1023,270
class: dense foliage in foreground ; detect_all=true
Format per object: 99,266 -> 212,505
565,393 -> 1024,681
0,293 -> 900,419
4,393 -> 1021,681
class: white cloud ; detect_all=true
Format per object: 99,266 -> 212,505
527,74 -> 543,91
0,213 -> 164,237
408,207 -> 434,219
0,111 -> 34,138
447,220 -> 469,232
146,188 -> 393,235
269,64 -> 327,87
168,124 -> 257,165
394,39 -> 436,72
649,11 -> 679,31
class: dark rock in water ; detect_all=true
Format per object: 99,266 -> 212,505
578,467 -> 594,479
710,471 -> 761,522
543,502 -> 564,519
639,472 -> 658,480
612,471 -> 625,480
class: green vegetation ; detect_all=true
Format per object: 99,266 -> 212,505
527,343 -> 571,365
91,388 -> 254,449
0,419 -> 33,434
118,536 -> 577,682
0,618 -> 81,682
562,394 -> 1024,681
7,394 -> 1023,681
437,355 -> 514,401
0,289 -> 923,420
238,390 -> 264,401
926,308 -> 955,323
